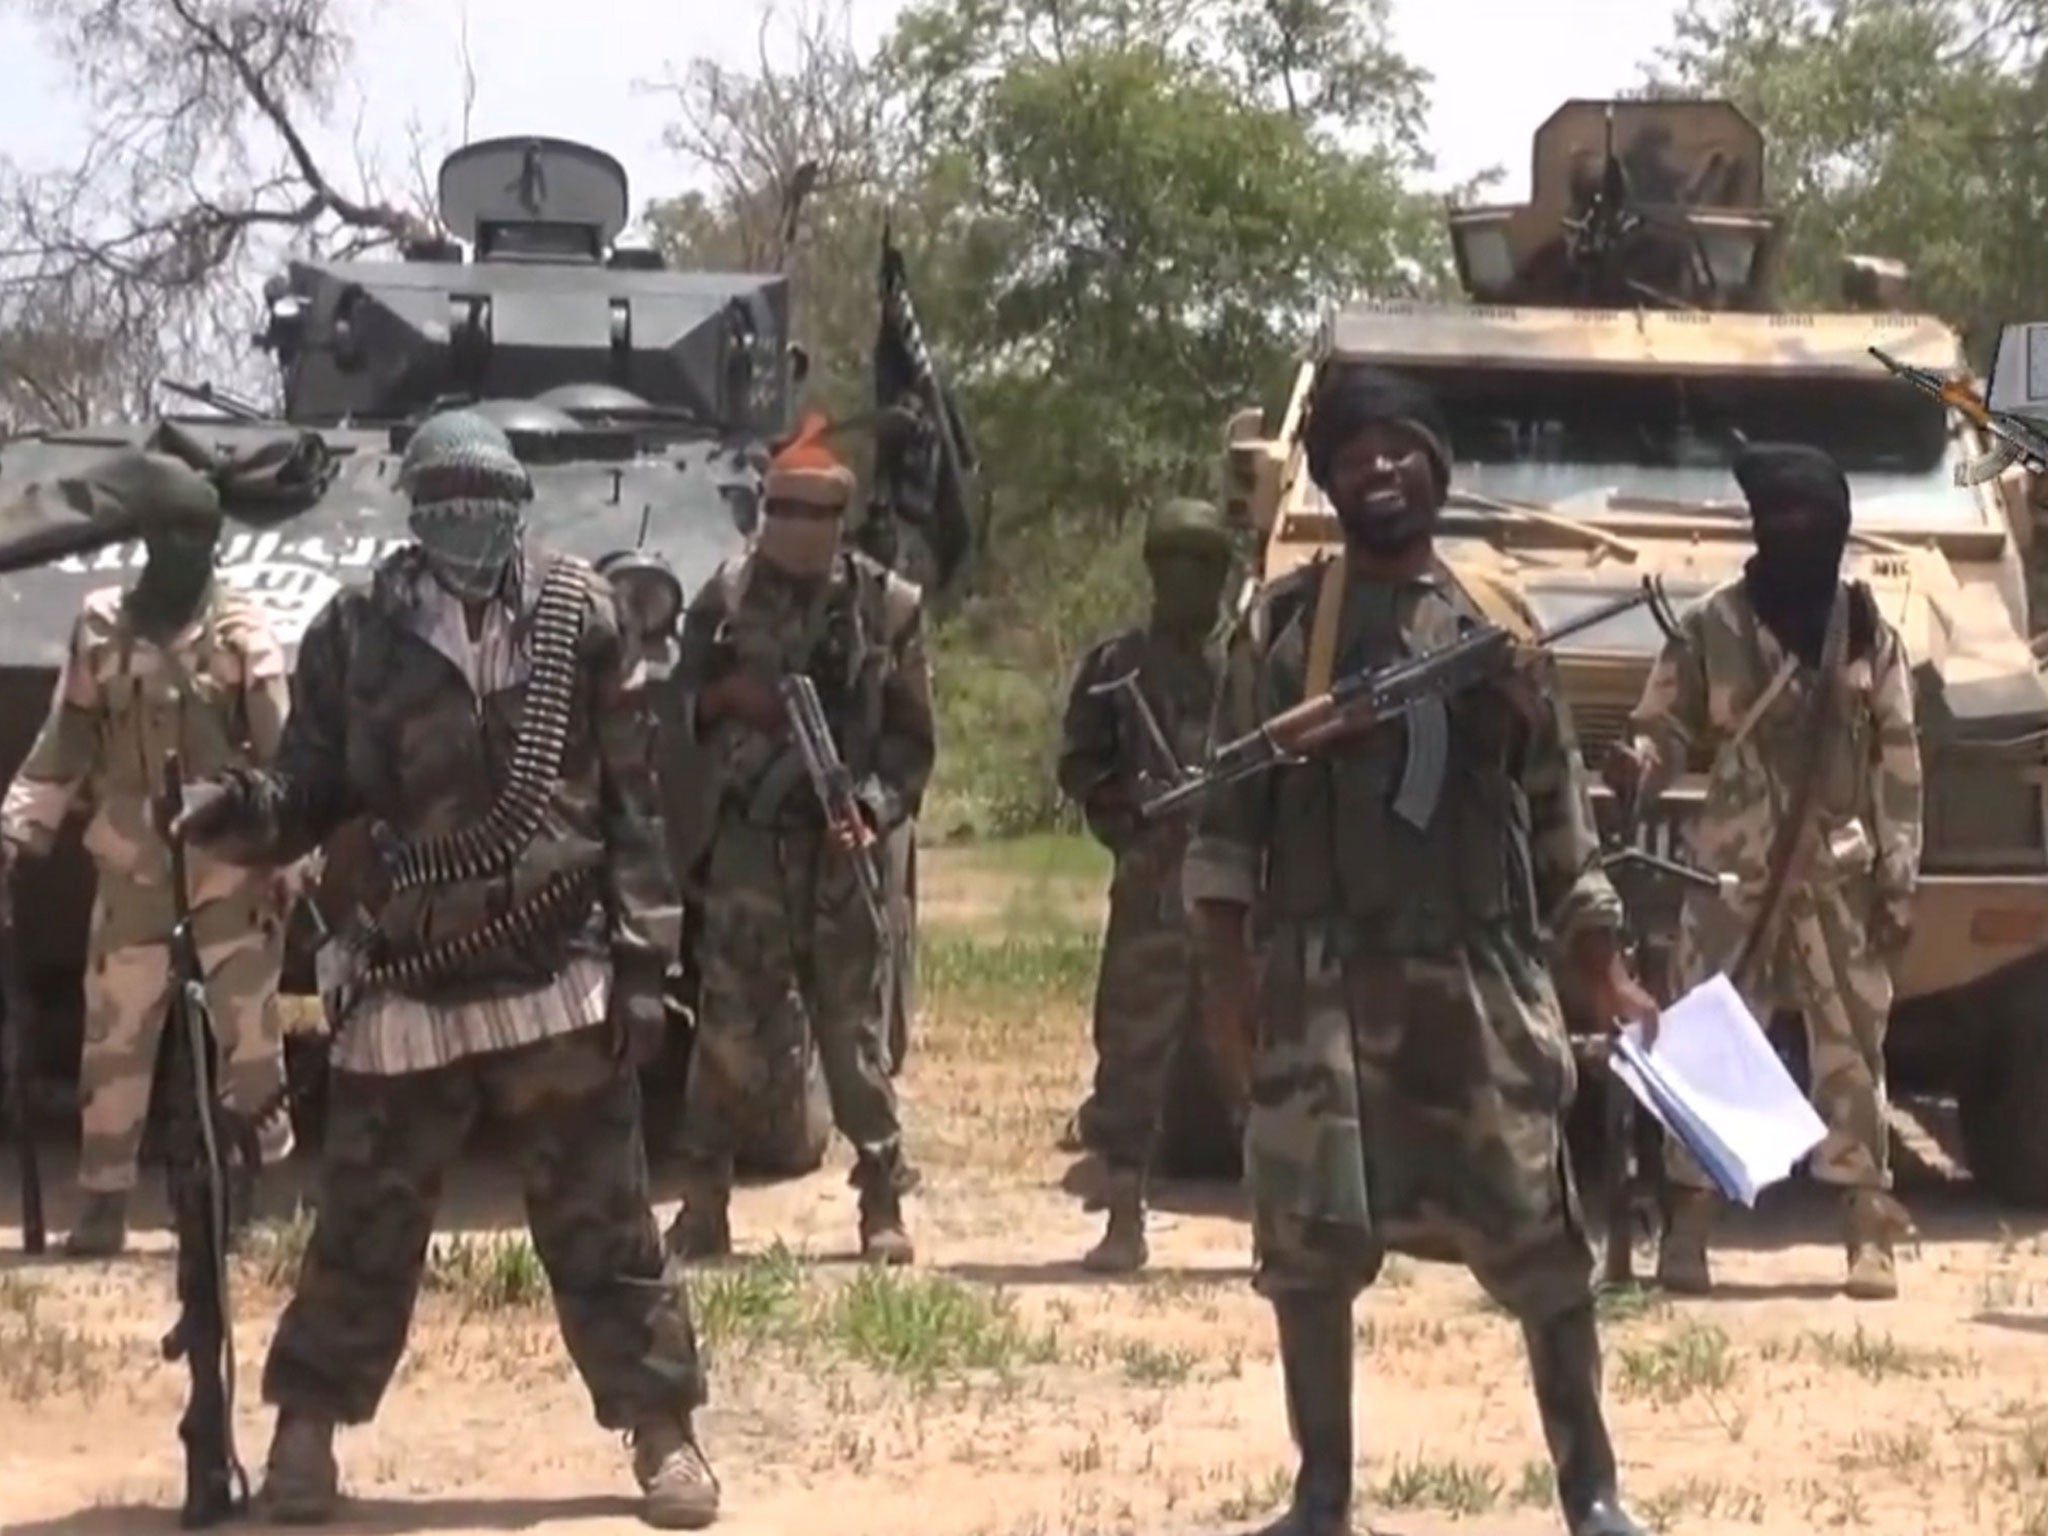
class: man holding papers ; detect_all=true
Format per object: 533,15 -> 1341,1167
1607,441 -> 1923,1302
1186,364 -> 1658,1536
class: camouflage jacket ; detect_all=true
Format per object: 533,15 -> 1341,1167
1184,554 -> 1623,956
1058,625 -> 1221,894
2,580 -> 287,938
1630,577 -> 1923,911
206,543 -> 680,1006
671,548 -> 935,836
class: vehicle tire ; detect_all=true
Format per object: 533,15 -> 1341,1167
736,1044 -> 831,1179
1959,967 -> 2048,1208
1154,1028 -> 1241,1182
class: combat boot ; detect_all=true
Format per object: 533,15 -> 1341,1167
1843,1189 -> 1907,1301
664,1168 -> 733,1262
260,1410 -> 339,1524
62,1191 -> 127,1258
1523,1301 -> 1645,1536
853,1149 -> 915,1266
630,1410 -> 720,1529
1081,1167 -> 1148,1273
1256,1291 -> 1353,1536
1653,1188 -> 1716,1295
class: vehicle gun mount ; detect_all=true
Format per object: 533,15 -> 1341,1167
1447,99 -> 1783,312
255,134 -> 791,433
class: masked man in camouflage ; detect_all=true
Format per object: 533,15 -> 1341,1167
1186,366 -> 1657,1536
0,449 -> 295,1258
1056,497 -> 1234,1272
1606,442 -> 1922,1302
173,410 -> 717,1529
666,415 -> 932,1266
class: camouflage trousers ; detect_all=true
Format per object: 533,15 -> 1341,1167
263,1025 -> 703,1428
678,820 -> 902,1175
1076,871 -> 1202,1174
1667,884 -> 1893,1192
1246,926 -> 1594,1324
79,885 -> 291,1194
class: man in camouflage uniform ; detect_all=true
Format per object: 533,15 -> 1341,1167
0,448 -> 295,1258
1606,442 -> 1922,1301
1185,366 -> 1655,1536
175,410 -> 717,1529
665,414 -> 932,1265
1057,497 -> 1233,1271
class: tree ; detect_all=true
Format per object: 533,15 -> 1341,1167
1644,0 -> 2048,355
0,0 -> 443,426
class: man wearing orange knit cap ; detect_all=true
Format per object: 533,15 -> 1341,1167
665,415 -> 933,1263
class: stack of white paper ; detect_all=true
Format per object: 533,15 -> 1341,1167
1609,973 -> 1828,1207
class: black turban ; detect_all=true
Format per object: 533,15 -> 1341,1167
1302,365 -> 1453,497
1732,442 -> 1850,524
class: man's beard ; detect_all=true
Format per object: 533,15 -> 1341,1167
1336,492 -> 1437,556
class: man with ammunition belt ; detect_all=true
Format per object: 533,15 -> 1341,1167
1184,365 -> 1654,1536
1605,441 -> 1923,1301
172,409 -> 717,1529
664,414 -> 932,1266
0,448 -> 296,1258
1056,497 -> 1234,1272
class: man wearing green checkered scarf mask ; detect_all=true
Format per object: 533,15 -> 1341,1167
398,409 -> 533,609
1054,497 -> 1237,1271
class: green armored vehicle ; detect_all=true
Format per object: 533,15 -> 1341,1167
0,136 -> 936,1178
1222,99 -> 2048,1205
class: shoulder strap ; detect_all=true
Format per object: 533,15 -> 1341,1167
1302,553 -> 1349,697
1438,558 -> 1538,643
1731,584 -> 1850,991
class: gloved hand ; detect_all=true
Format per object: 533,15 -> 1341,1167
609,978 -> 667,1067
166,779 -> 237,844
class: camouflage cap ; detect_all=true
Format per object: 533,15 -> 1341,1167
1143,498 -> 1233,556
398,408 -> 532,510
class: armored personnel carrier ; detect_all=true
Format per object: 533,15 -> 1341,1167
0,135 -> 904,1175
1218,99 -> 2048,1206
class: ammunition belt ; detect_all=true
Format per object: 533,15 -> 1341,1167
381,558 -> 590,892
358,866 -> 599,997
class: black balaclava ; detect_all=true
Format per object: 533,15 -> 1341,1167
51,449 -> 224,638
1734,442 -> 1854,666
1301,365 -> 1454,558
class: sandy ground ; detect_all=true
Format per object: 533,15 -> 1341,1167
6,845 -> 2048,1536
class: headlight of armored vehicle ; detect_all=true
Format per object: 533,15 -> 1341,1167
596,551 -> 683,640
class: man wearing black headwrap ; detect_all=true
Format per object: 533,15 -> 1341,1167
1608,441 -> 1923,1302
1184,362 -> 1655,1536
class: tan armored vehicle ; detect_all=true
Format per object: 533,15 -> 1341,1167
1222,99 -> 2048,1206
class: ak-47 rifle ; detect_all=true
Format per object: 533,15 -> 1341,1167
1119,575 -> 1680,822
157,752 -> 249,1527
1869,345 -> 2048,485
780,673 -> 890,940
1,858 -> 44,1254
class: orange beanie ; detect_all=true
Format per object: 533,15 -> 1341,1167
764,412 -> 856,509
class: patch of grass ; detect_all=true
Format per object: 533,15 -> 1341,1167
689,1242 -> 809,1350
955,832 -> 1111,884
825,1268 -> 1059,1384
423,1234 -> 550,1310
1641,1478 -> 1766,1531
1595,1283 -> 1671,1325
1213,1469 -> 1294,1522
1614,1319 -> 1737,1403
240,1207 -> 316,1290
921,928 -> 1099,1010
1513,1460 -> 1556,1508
1372,1454 -> 1504,1514
1120,1339 -> 1196,1385
1799,1325 -> 1963,1380
0,1274 -> 109,1403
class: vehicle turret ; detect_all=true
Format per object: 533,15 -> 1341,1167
255,135 -> 791,433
